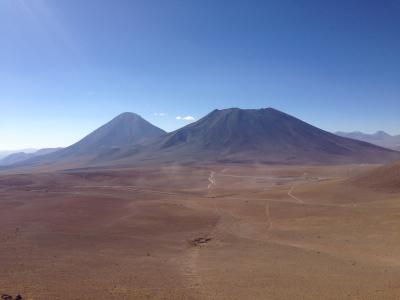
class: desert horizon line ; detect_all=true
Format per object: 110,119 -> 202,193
2,107 -> 400,152
1,106 -> 399,169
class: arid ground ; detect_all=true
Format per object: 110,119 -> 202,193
1,164 -> 400,299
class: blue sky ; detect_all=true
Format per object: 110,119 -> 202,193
0,0 -> 399,150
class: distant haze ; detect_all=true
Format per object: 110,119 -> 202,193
335,131 -> 400,151
0,148 -> 61,166
0,149 -> 37,160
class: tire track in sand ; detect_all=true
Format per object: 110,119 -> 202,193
265,200 -> 272,238
181,170 -> 218,298
207,171 -> 216,189
287,184 -> 304,203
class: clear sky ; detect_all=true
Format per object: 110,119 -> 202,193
0,0 -> 399,150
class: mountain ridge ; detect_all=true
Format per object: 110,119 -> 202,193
0,148 -> 62,166
4,108 -> 400,171
335,131 -> 400,151
105,108 -> 400,165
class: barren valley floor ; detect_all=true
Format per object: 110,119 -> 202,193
1,164 -> 400,299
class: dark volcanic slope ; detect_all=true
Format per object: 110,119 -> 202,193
113,108 -> 400,165
61,112 -> 165,156
11,112 -> 166,168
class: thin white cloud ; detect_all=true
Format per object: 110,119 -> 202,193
153,112 -> 166,117
176,115 -> 195,121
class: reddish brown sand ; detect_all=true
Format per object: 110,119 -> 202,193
1,164 -> 400,299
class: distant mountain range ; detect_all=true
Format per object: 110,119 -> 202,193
335,131 -> 400,151
0,149 -> 37,160
0,148 -> 61,166
5,108 -> 400,171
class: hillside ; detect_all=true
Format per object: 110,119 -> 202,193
7,112 -> 166,168
109,108 -> 400,165
349,161 -> 400,192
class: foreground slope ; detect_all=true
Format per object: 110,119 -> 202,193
112,108 -> 400,165
350,160 -> 400,192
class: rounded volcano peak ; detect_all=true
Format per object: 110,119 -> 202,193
150,107 -> 400,164
111,112 -> 141,121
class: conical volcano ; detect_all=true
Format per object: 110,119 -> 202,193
116,108 -> 400,164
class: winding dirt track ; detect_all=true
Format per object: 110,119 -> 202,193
1,165 -> 400,299
207,171 -> 216,189
287,184 -> 304,203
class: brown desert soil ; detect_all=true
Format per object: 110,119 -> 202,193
1,164 -> 400,299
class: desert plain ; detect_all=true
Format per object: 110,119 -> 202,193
1,164 -> 400,299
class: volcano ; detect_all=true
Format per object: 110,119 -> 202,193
111,108 -> 400,165
10,112 -> 166,168
6,108 -> 400,170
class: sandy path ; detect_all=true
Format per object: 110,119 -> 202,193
74,185 -> 186,196
264,201 -> 272,238
180,170 -> 219,298
287,184 -> 304,203
207,171 -> 216,189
